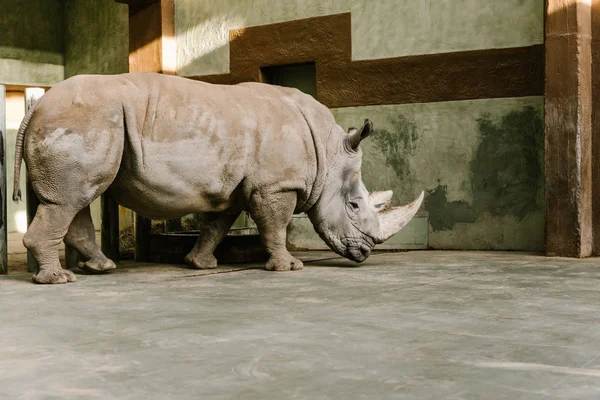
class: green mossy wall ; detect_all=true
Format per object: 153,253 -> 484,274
63,0 -> 129,78
0,0 -> 64,85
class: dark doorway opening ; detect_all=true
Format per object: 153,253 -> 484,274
260,62 -> 317,98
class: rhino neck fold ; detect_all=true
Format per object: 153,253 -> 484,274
294,107 -> 328,213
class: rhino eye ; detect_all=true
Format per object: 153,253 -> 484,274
349,201 -> 359,211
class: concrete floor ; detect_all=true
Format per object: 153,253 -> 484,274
1,250 -> 600,400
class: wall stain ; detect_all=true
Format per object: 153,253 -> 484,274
426,106 -> 543,231
371,114 -> 418,180
471,106 -> 543,219
425,184 -> 476,231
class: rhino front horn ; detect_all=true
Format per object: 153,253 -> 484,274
374,191 -> 425,244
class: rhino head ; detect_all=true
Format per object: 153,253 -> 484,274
307,119 -> 424,262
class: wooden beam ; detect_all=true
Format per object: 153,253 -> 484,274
545,0 -> 593,257
4,84 -> 51,93
0,85 -> 7,274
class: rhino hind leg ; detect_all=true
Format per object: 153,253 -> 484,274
64,206 -> 116,274
23,122 -> 123,284
250,191 -> 303,272
185,211 -> 240,269
24,204 -> 79,284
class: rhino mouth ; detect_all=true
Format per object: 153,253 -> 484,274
310,223 -> 375,263
341,236 -> 374,263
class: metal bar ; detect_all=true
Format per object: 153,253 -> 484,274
0,85 -> 7,274
101,194 -> 120,262
166,218 -> 182,232
24,88 -> 44,273
65,246 -> 81,271
135,214 -> 151,261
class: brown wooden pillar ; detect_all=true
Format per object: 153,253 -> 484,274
592,0 -> 600,255
126,0 -> 175,74
545,0 -> 593,257
0,85 -> 6,274
117,0 -> 175,261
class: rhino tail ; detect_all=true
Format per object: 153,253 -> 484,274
13,98 -> 39,202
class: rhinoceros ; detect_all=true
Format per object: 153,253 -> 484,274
13,72 -> 423,284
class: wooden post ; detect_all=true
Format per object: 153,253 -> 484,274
0,85 -> 7,274
592,0 -> 600,255
24,88 -> 45,272
101,194 -> 120,262
545,0 -> 593,257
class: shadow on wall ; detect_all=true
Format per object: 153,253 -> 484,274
425,106 -> 544,231
372,106 -> 544,233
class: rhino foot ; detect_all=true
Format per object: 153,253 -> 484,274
78,258 -> 117,274
266,255 -> 304,271
185,254 -> 218,269
33,268 -> 77,284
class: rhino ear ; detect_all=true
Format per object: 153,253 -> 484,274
346,119 -> 373,151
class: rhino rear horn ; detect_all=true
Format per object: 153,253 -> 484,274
374,191 -> 424,244
346,119 -> 373,151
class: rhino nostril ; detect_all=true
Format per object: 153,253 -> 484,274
360,247 -> 371,259
360,242 -> 371,254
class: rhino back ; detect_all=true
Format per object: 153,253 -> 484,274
110,73 -> 324,217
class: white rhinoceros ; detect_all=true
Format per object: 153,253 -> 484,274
13,72 -> 423,284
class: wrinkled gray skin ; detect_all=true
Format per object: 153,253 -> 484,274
13,72 -> 423,284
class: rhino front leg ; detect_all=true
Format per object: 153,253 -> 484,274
250,191 -> 303,271
185,211 -> 241,269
